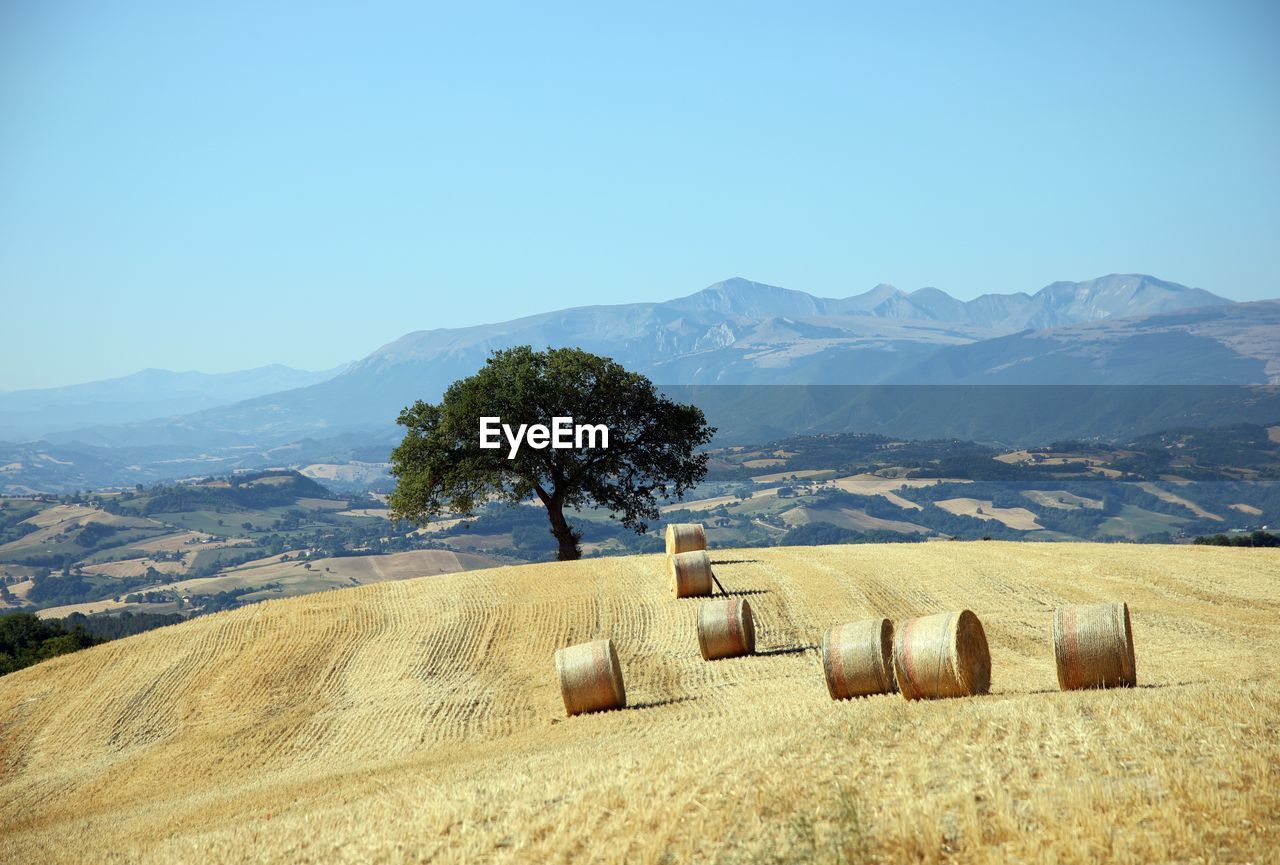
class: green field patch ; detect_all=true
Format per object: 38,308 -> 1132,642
1097,504 -> 1188,538
151,508 -> 311,536
188,546 -> 266,574
726,492 -> 793,516
0,499 -> 51,524
241,475 -> 294,487
0,524 -> 170,563
295,497 -> 350,511
80,546 -> 156,565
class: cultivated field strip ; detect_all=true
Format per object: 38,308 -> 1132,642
1,542 -> 1278,863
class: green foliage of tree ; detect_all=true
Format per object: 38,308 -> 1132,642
57,611 -> 184,640
73,522 -> 118,548
389,346 -> 714,560
0,508 -> 40,545
0,613 -> 102,676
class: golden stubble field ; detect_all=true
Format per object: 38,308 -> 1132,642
1,542 -> 1278,864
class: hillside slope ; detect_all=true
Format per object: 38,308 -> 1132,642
2,543 -> 1278,863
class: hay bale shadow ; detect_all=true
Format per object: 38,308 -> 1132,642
1023,680 -> 1206,696
1138,680 -> 1209,689
711,558 -> 761,565
756,644 -> 819,657
629,696 -> 697,711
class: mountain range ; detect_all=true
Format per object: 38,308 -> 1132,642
2,273 -> 1277,491
665,273 -> 1228,330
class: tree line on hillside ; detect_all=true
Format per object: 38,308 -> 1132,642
0,610 -> 184,676
103,470 -> 338,517
1193,531 -> 1279,547
0,613 -> 100,675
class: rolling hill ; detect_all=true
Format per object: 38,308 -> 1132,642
1,542 -> 1276,863
0,470 -> 504,623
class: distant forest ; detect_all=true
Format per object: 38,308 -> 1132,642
0,611 -> 182,677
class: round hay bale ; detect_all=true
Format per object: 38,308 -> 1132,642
1053,602 -> 1136,690
822,618 -> 897,700
893,610 -> 990,700
665,523 -> 707,556
554,638 -> 626,716
668,550 -> 715,598
697,598 -> 755,660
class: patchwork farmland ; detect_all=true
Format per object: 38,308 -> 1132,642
1,542 -> 1277,863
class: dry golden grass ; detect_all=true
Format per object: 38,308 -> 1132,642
336,507 -> 392,518
1137,482 -> 1224,522
79,558 -> 187,579
299,462 -> 388,484
0,506 -> 163,557
660,493 -> 739,513
294,497 -> 350,511
153,549 -> 504,601
750,468 -> 832,483
1230,503 -> 1264,516
1022,490 -> 1104,511
824,474 -> 969,497
18,503 -> 100,528
131,530 -> 218,553
935,498 -> 1044,531
2,543 -> 1278,864
661,487 -> 785,514
781,505 -> 930,536
33,597 -> 135,619
819,475 -> 959,510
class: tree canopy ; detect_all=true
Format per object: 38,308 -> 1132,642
389,346 -> 714,560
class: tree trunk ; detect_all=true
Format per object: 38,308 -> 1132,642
544,499 -> 582,561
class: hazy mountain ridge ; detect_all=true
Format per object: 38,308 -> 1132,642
4,272 -> 1271,491
196,272 -> 1246,434
663,273 -> 1228,330
887,300 -> 1280,385
0,364 -> 347,442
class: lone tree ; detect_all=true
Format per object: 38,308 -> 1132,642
388,346 -> 715,561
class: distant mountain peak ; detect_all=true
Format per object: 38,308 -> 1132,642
1022,274 -> 1230,329
669,278 -> 827,318
861,283 -> 906,301
908,286 -> 949,299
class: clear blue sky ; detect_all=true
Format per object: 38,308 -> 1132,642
2,1 -> 1278,389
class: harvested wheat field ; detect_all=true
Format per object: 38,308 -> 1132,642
2,543 -> 1279,864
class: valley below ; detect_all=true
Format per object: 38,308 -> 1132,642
2,421 -> 1276,631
